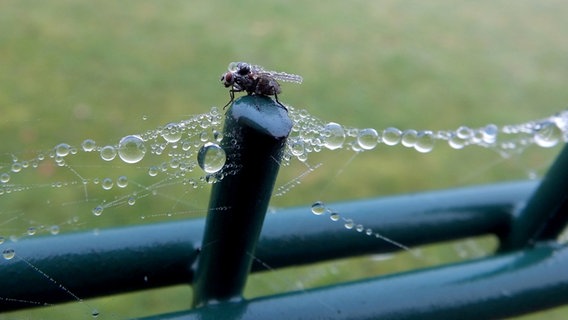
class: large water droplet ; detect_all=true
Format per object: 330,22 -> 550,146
382,127 -> 402,146
534,121 -> 561,148
357,128 -> 379,150
2,248 -> 15,260
101,178 -> 113,190
54,143 -> 71,157
197,143 -> 226,174
116,176 -> 128,188
118,135 -> 146,164
100,146 -> 117,161
11,163 -> 22,173
329,212 -> 340,221
414,131 -> 435,153
162,123 -> 183,143
311,201 -> 326,215
401,130 -> 418,147
81,139 -> 96,152
323,122 -> 345,150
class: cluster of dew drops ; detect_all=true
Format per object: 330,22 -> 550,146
282,106 -> 568,239
0,107 -> 230,220
0,104 -> 567,244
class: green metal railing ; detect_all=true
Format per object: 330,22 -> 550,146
1,96 -> 568,319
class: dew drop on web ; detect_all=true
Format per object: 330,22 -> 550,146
311,201 -> 326,215
118,135 -> 146,164
357,128 -> 379,150
197,142 -> 226,174
2,248 -> 15,260
323,122 -> 345,150
100,145 -> 117,161
382,127 -> 402,146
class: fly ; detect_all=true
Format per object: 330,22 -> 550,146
220,62 -> 303,110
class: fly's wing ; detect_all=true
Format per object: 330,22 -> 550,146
250,63 -> 303,84
267,71 -> 303,84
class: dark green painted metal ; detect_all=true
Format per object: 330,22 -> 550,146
144,241 -> 568,320
192,96 -> 293,307
0,220 -> 202,311
0,181 -> 536,312
500,144 -> 568,251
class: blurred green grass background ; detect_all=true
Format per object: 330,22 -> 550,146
1,0 -> 568,318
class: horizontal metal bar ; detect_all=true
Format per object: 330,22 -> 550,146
149,240 -> 568,320
0,180 -> 537,311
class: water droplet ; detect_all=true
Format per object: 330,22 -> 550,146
482,124 -> 499,144
0,173 -> 10,184
3,248 -> 15,260
356,224 -> 364,232
323,122 -> 345,150
357,128 -> 379,150
11,163 -> 22,173
54,143 -> 71,157
27,227 -> 36,236
118,135 -> 146,164
102,178 -> 113,190
382,127 -> 402,146
100,146 -> 117,161
128,197 -> 136,206
534,121 -> 561,148
0,236 -> 4,244
414,131 -> 435,153
148,166 -> 159,177
116,176 -> 128,188
344,219 -> 354,229
289,140 -> 305,156
81,139 -> 96,152
448,134 -> 466,149
456,126 -> 473,139
311,201 -> 326,215
162,123 -> 183,143
197,143 -> 226,174
401,130 -> 418,147
50,225 -> 60,235
92,206 -> 104,216
91,309 -> 100,318
366,228 -> 373,236
330,212 -> 340,221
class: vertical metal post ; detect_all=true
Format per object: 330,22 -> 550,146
192,95 -> 292,307
500,144 -> 568,251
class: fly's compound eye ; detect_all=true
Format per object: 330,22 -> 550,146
220,72 -> 233,87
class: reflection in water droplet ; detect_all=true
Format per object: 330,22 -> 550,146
311,201 -> 326,215
357,128 -> 379,150
50,225 -> 60,235
534,121 -> 561,148
92,206 -> 104,216
116,176 -> 128,188
100,146 -> 117,161
401,130 -> 418,147
54,143 -> 71,157
330,212 -> 340,221
0,173 -> 10,184
414,131 -> 435,153
162,123 -> 183,143
118,135 -> 146,164
2,248 -> 15,260
197,143 -> 226,174
382,127 -> 402,146
102,178 -> 113,190
323,122 -> 345,150
81,139 -> 96,152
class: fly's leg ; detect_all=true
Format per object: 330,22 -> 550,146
223,90 -> 236,109
274,93 -> 288,111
